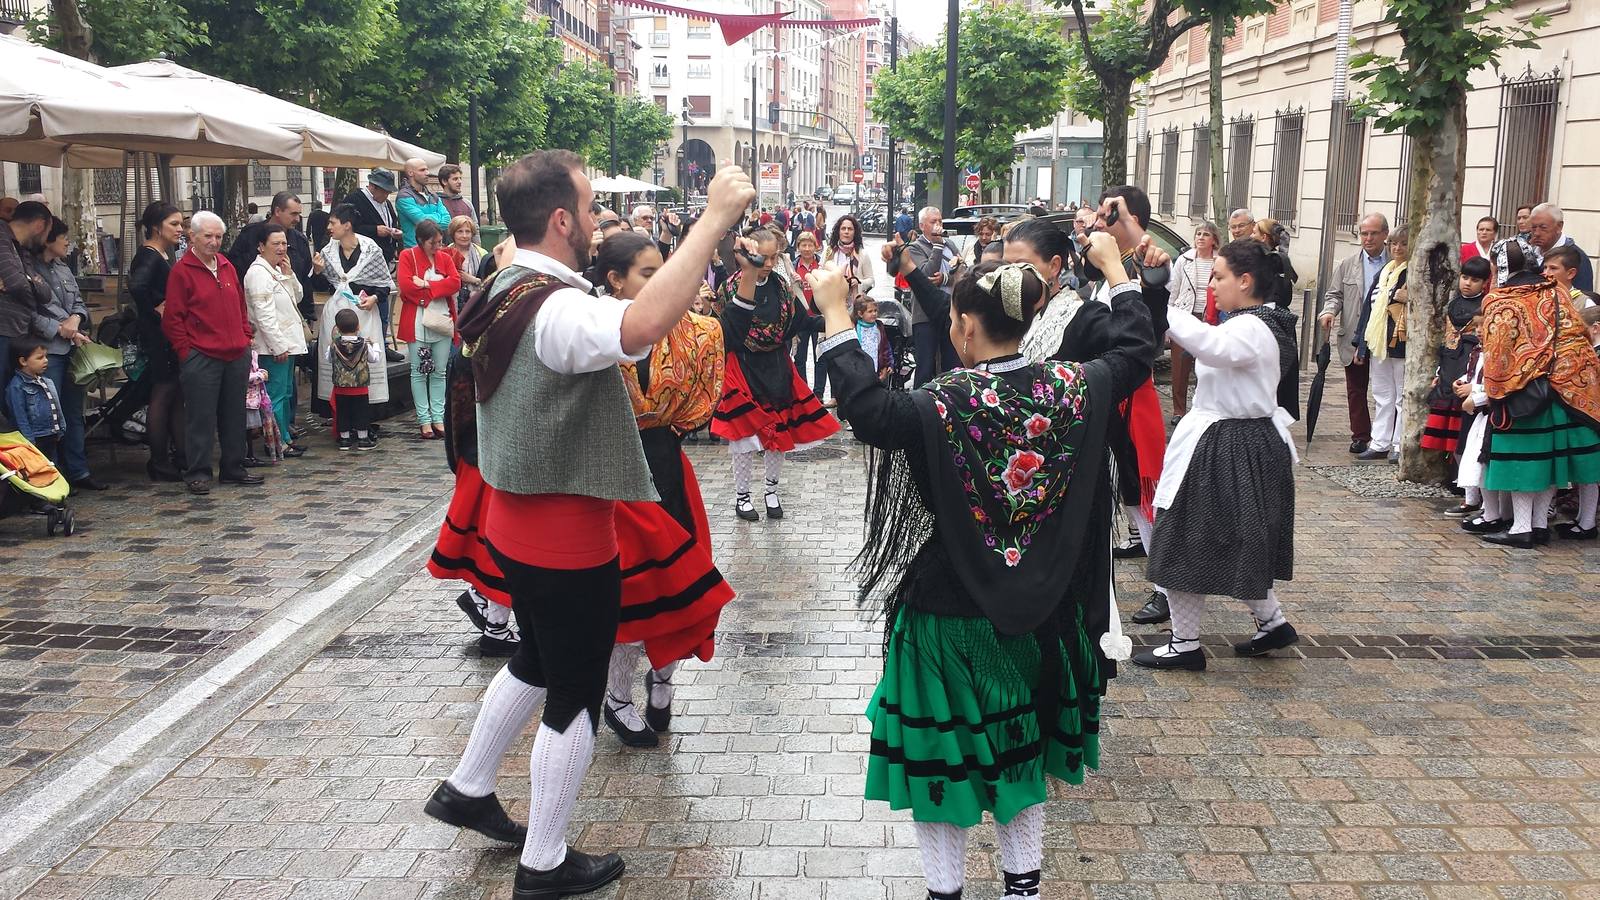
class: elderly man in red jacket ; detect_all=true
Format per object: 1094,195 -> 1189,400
164,210 -> 265,495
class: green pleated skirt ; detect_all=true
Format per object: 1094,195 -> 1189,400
1483,401 -> 1600,493
864,606 -> 1104,827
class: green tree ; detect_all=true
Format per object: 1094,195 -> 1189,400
870,3 -> 1069,197
1056,0 -> 1203,187
27,0 -> 207,65
612,97 -> 675,177
1351,0 -> 1544,482
1182,0 -> 1275,225
544,63 -> 615,164
181,0 -> 393,105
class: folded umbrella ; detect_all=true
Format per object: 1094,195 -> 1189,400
1303,325 -> 1331,445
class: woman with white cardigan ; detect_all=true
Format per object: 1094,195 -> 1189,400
243,223 -> 310,457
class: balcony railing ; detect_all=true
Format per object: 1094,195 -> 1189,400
651,32 -> 669,47
650,73 -> 670,87
0,0 -> 30,28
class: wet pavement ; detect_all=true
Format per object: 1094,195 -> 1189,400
2,350 -> 1598,900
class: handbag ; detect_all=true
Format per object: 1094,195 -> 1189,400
69,340 -> 124,387
420,300 -> 454,336
1489,293 -> 1559,430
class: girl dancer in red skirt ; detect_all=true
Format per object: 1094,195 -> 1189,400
712,228 -> 839,521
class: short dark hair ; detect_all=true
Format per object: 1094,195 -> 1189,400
592,232 -> 657,291
329,202 -> 357,225
1517,204 -> 1535,215
1005,217 -> 1072,270
10,336 -> 47,369
257,222 -> 288,247
438,163 -> 463,183
1476,216 -> 1498,231
11,201 -> 50,225
139,201 -> 181,238
46,217 -> 68,244
270,191 -> 299,213
1581,302 -> 1600,327
498,150 -> 585,245
1216,238 -> 1277,301
414,219 -> 443,245
952,260 -> 1043,343
1544,243 -> 1582,273
334,308 -> 360,334
247,202 -> 259,214
1099,185 -> 1151,230
1460,255 -> 1492,280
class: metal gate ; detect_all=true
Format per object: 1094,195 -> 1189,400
1269,109 -> 1303,225
1490,64 -> 1562,238
1331,109 -> 1366,235
1189,123 -> 1211,217
1159,128 -> 1180,216
1226,116 -> 1253,216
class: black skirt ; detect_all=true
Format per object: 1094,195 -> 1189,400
1146,417 -> 1294,600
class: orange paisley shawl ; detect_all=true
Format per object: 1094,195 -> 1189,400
1480,280 -> 1600,426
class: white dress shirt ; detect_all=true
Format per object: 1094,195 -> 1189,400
1155,310 -> 1298,510
513,248 -> 649,375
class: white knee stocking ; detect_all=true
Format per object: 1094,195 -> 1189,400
1160,590 -> 1204,655
1125,505 -> 1153,551
521,712 -> 597,872
1532,487 -> 1556,529
1464,485 -> 1482,505
1510,492 -> 1536,534
1578,483 -> 1599,530
1239,588 -> 1287,637
732,450 -> 755,499
447,667 -> 547,798
485,601 -> 511,627
763,450 -> 784,485
1481,490 -> 1506,522
996,805 -> 1044,897
649,660 -> 677,711
606,643 -> 646,732
912,820 -> 967,895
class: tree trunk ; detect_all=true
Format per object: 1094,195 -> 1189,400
222,166 -> 250,233
1397,104 -> 1465,483
1208,19 -> 1227,226
332,168 -> 358,203
1099,75 -> 1132,187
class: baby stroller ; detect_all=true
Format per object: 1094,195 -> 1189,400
0,408 -> 75,537
875,297 -> 917,390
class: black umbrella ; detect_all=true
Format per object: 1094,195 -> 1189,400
1303,326 -> 1332,445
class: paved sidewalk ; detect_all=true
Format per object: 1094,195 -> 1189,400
4,362 -> 1600,900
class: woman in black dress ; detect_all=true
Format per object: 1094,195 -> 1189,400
128,201 -> 186,481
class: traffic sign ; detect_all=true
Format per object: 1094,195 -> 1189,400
851,169 -> 865,184
965,172 -> 981,192
860,152 -> 877,172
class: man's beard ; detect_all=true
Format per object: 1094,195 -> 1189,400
568,219 -> 591,269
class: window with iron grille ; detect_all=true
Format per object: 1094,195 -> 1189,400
1394,132 -> 1413,233
1159,129 -> 1179,216
1134,138 -> 1151,192
1226,117 -> 1253,216
1268,110 -> 1303,225
1332,109 -> 1367,235
18,163 -> 41,195
93,169 -> 122,204
251,162 -> 272,195
1490,65 -> 1561,239
287,166 -> 304,193
1189,123 -> 1211,217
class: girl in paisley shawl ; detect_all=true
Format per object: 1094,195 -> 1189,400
813,235 -> 1154,900
1476,237 -> 1600,547
590,233 -> 738,747
1135,239 -> 1301,672
711,227 -> 840,521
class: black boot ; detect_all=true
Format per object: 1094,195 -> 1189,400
513,848 -> 625,899
423,781 -> 526,844
1130,590 -> 1170,625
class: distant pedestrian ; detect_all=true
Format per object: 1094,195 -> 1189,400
438,163 -> 477,224
130,201 -> 188,482
242,223 -> 310,458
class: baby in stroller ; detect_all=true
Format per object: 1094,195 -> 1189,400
868,296 -> 915,390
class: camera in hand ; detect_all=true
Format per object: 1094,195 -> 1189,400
736,247 -> 768,269
1080,204 -> 1120,284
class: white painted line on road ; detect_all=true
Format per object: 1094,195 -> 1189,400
0,511 -> 443,858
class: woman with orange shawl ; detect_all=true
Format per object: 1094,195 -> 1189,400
1478,236 -> 1600,548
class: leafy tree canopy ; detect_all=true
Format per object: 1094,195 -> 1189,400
869,3 -> 1069,192
612,98 -> 675,177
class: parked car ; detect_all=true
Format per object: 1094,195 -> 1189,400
831,184 -> 860,205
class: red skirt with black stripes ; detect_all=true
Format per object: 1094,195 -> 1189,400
428,454 -> 733,669
710,354 -> 839,451
1421,403 -> 1463,453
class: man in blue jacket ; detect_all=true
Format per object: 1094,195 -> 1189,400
396,158 -> 452,249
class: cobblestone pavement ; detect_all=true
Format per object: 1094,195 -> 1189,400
3,359 -> 1599,900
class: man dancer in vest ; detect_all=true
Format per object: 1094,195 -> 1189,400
424,151 -> 755,899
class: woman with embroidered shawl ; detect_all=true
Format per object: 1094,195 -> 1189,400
1133,239 -> 1301,672
814,234 -> 1153,900
593,234 -> 737,748
1477,236 -> 1600,548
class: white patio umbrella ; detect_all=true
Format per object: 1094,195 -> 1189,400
0,34 -> 304,166
612,175 -> 667,193
110,59 -> 444,169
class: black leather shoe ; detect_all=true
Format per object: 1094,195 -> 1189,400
644,670 -> 672,733
735,496 -> 759,522
764,492 -> 784,520
220,473 -> 265,486
1532,527 -> 1551,546
385,348 -> 406,363
513,848 -> 625,899
241,456 -> 269,468
1348,440 -> 1368,454
69,475 -> 109,491
603,699 -> 659,748
1232,622 -> 1300,657
1557,524 -> 1599,540
1131,643 -> 1206,671
281,444 -> 308,459
423,781 -> 527,845
147,460 -> 183,483
185,479 -> 210,495
479,631 -> 518,657
1482,530 -> 1535,548
1111,540 -> 1146,559
455,590 -> 488,632
1443,502 -> 1480,518
1130,591 -> 1170,625
1460,516 -> 1506,534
